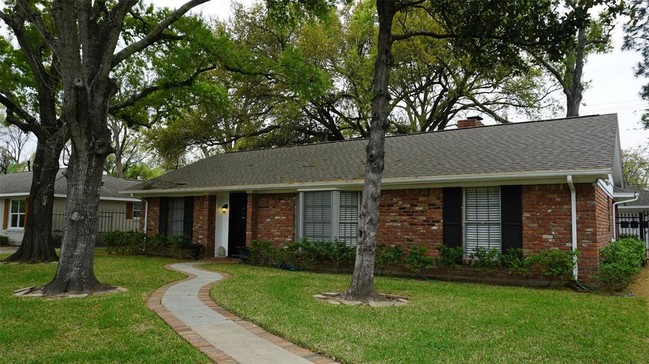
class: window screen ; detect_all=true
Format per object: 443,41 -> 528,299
338,191 -> 359,244
303,191 -> 332,241
465,187 -> 501,254
168,198 -> 185,236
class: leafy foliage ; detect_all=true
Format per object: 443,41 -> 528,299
376,244 -> 404,275
623,146 -> 649,188
435,245 -> 464,267
103,231 -> 146,255
624,0 -> 649,124
530,249 -> 577,282
404,245 -> 434,273
597,237 -> 646,290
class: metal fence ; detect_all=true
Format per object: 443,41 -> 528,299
52,210 -> 141,234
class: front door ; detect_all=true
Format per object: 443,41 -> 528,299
228,192 -> 248,256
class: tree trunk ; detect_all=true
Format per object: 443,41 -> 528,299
4,135 -> 65,263
343,0 -> 396,301
565,27 -> 586,117
42,140 -> 113,294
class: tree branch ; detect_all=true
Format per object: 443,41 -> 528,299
112,0 -> 210,67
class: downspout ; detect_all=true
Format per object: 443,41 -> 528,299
612,193 -> 639,240
566,175 -> 578,281
132,193 -> 148,253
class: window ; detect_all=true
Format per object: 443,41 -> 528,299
298,191 -> 359,244
303,191 -> 332,241
168,198 -> 184,236
464,187 -> 501,254
338,192 -> 359,244
133,202 -> 142,218
10,199 -> 26,228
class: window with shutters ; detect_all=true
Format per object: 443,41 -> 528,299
299,191 -> 359,244
168,198 -> 185,236
133,202 -> 142,218
464,187 -> 501,255
9,199 -> 26,228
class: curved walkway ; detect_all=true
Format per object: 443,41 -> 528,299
148,262 -> 336,364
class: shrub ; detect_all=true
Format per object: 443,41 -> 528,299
169,234 -> 192,249
0,235 -> 8,246
376,244 -> 404,275
404,245 -> 434,273
531,249 -> 577,283
435,245 -> 463,267
328,240 -> 356,272
501,248 -> 532,277
470,247 -> 501,269
149,234 -> 170,248
103,231 -> 145,255
597,237 -> 646,290
248,240 -> 276,266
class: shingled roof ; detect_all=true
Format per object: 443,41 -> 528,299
0,169 -> 140,201
127,114 -> 623,194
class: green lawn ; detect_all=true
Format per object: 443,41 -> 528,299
205,263 -> 649,364
0,253 -> 209,363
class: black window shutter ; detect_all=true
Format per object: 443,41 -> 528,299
183,196 -> 194,240
501,185 -> 522,253
159,197 -> 169,236
443,187 -> 463,248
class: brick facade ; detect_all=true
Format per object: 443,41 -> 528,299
377,188 -> 443,250
246,193 -> 296,245
193,196 -> 216,257
144,197 -> 160,237
144,182 -> 614,283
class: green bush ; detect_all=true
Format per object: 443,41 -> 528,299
404,245 -> 434,273
248,240 -> 276,266
103,231 -> 146,255
501,248 -> 532,277
169,234 -> 192,249
376,244 -> 404,275
149,234 -> 170,248
470,247 -> 501,269
0,235 -> 8,246
328,240 -> 356,272
531,249 -> 577,283
435,245 -> 464,267
597,237 -> 646,290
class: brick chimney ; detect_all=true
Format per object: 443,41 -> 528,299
457,116 -> 484,129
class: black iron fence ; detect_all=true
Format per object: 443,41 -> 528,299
52,210 -> 141,234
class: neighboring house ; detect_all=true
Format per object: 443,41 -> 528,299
616,188 -> 649,250
126,114 -> 630,283
0,170 -> 142,244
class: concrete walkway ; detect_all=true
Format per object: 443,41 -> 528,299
148,262 -> 336,364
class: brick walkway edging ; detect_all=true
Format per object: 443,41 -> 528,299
147,262 -> 337,364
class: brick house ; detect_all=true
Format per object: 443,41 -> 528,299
125,114 -> 629,283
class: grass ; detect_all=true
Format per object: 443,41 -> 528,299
205,263 -> 649,364
0,253 -> 209,363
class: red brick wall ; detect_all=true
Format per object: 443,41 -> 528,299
246,193 -> 296,245
522,183 -> 612,283
377,188 -> 443,251
144,197 -> 160,237
193,196 -> 216,256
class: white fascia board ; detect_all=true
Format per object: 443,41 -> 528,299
618,205 -> 649,210
0,193 -> 30,198
613,192 -> 637,199
125,169 -> 610,197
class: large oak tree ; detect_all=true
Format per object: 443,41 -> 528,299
0,0 -> 211,293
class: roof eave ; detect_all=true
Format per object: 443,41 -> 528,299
125,169 -> 611,196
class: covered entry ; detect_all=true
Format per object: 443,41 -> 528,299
227,192 -> 247,257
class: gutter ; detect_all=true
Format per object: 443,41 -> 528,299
612,192 -> 640,240
122,168 -> 612,196
566,175 -> 578,281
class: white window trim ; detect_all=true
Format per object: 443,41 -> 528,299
297,191 -> 360,243
9,199 -> 26,229
463,187 -> 502,255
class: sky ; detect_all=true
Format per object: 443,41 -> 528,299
151,0 -> 649,149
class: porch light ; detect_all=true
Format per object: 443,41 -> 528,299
221,203 -> 229,213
